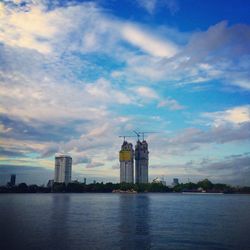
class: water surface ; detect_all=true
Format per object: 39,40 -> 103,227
0,193 -> 249,250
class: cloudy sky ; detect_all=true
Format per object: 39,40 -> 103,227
1,0 -> 250,185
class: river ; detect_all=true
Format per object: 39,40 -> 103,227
0,193 -> 249,250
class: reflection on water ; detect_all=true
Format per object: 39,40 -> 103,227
119,194 -> 151,250
49,194 -> 71,250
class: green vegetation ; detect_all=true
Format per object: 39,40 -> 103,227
172,179 -> 233,193
52,182 -> 170,193
0,183 -> 50,193
0,179 -> 250,194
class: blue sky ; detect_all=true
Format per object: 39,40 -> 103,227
1,0 -> 250,185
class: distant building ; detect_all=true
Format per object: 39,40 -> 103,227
10,174 -> 16,186
152,177 -> 166,186
172,178 -> 179,186
135,140 -> 149,184
84,178 -> 87,184
47,179 -> 54,188
54,153 -> 72,184
119,140 -> 134,183
161,180 -> 166,186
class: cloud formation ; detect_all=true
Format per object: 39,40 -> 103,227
122,24 -> 179,58
0,1 -> 250,185
203,105 -> 250,126
191,154 -> 250,185
157,98 -> 185,110
136,0 -> 179,15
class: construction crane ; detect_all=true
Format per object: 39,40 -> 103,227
118,135 -> 137,142
133,130 -> 140,141
138,131 -> 159,140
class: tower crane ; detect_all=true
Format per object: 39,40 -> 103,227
133,130 -> 140,141
118,135 -> 137,142
138,131 -> 159,140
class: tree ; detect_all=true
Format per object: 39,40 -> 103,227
17,183 -> 28,193
197,179 -> 213,191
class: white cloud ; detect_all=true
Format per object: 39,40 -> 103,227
157,98 -> 185,110
0,74 -> 109,123
86,162 -> 104,168
136,0 -> 179,15
1,2 -> 250,92
136,0 -> 157,15
121,24 -> 179,58
0,1 -> 112,54
0,1 -> 180,60
87,123 -> 110,137
232,79 -> 250,90
0,124 -> 12,133
203,106 -> 250,126
135,86 -> 159,100
85,78 -> 133,105
120,21 -> 250,90
0,3 -> 59,53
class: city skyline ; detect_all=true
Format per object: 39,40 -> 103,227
1,0 -> 250,186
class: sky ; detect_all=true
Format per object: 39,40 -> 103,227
1,0 -> 250,186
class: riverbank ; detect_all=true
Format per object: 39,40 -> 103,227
1,179 -> 250,194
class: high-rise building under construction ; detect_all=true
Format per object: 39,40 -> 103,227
135,140 -> 149,184
119,141 -> 134,183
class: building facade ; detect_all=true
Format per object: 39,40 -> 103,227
10,174 -> 16,186
152,177 -> 166,186
135,140 -> 149,184
172,178 -> 179,186
119,141 -> 134,183
54,154 -> 72,184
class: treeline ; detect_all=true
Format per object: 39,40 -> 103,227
173,179 -> 250,193
53,182 -> 171,193
0,182 -> 170,193
0,179 -> 250,193
0,183 -> 50,193
173,179 -> 232,192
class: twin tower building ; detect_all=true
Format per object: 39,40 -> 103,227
119,139 -> 149,184
54,140 -> 149,185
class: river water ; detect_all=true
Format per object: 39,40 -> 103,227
0,193 -> 249,250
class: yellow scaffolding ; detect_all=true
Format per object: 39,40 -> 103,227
119,150 -> 132,161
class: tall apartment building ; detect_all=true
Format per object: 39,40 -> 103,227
10,174 -> 16,186
135,140 -> 149,184
54,154 -> 72,184
119,141 -> 134,183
